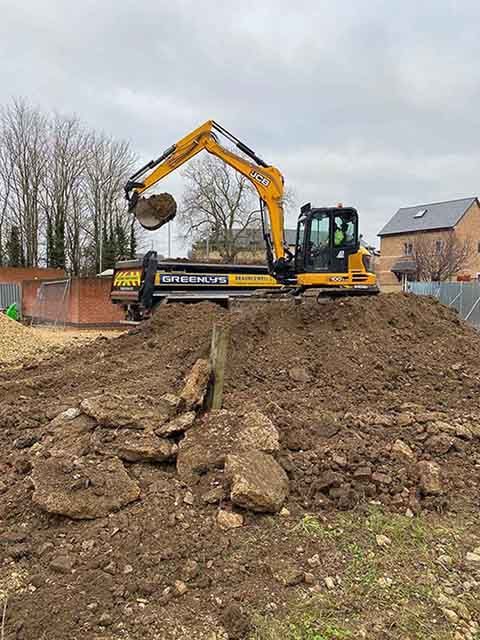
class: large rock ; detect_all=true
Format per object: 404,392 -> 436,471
176,410 -> 280,480
418,460 -> 443,496
93,429 -> 177,462
425,434 -> 454,455
178,359 -> 212,411
225,451 -> 289,513
80,393 -> 170,431
236,411 -> 279,453
42,413 -> 97,457
48,407 -> 81,429
155,412 -> 196,437
177,411 -> 234,479
32,455 -> 140,519
391,439 -> 415,462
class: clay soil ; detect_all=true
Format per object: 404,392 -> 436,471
0,294 -> 480,639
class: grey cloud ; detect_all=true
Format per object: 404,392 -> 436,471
1,0 -> 480,249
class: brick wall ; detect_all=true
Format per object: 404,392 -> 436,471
73,278 -> 124,326
22,277 -> 125,327
452,201 -> 480,275
0,267 -> 66,284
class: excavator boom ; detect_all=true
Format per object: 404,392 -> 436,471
125,120 -> 289,276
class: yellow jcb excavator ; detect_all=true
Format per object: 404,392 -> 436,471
124,120 -> 377,303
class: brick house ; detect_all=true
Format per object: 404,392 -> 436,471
377,197 -> 480,292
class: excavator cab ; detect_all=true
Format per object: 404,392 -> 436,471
292,204 -> 375,293
295,204 -> 358,274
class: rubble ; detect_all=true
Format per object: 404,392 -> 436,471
225,451 -> 289,513
391,439 -> 415,462
176,409 -> 281,480
418,460 -> 443,496
2,295 -> 480,639
217,509 -> 244,530
50,555 -> 75,574
92,428 -> 177,462
178,358 -> 212,411
155,411 -> 196,436
80,393 -> 168,430
32,455 -> 141,519
236,410 -> 280,453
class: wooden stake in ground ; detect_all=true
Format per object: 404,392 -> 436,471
207,322 -> 230,410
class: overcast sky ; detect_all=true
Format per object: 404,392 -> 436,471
1,0 -> 479,255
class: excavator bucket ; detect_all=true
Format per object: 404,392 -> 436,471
134,193 -> 177,231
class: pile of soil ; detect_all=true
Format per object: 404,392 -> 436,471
0,294 -> 480,639
0,315 -> 118,368
0,315 -> 54,366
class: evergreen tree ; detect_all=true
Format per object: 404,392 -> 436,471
101,222 -> 117,270
7,226 -> 22,267
53,215 -> 66,269
129,219 -> 137,259
115,217 -> 128,259
46,218 -> 54,266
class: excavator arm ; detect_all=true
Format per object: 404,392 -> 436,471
125,120 -> 292,277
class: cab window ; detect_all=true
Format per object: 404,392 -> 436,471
333,213 -> 356,247
306,213 -> 330,270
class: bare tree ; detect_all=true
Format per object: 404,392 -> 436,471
0,139 -> 14,265
412,232 -> 473,281
180,155 -> 274,263
83,134 -> 136,272
0,98 -> 137,274
1,99 -> 49,266
41,114 -> 92,271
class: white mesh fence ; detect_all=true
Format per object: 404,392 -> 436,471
30,279 -> 71,328
408,281 -> 480,329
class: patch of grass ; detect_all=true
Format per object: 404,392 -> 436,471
251,609 -> 352,640
286,619 -> 350,640
294,515 -> 325,537
255,507 -> 479,640
293,514 -> 349,541
365,507 -> 427,549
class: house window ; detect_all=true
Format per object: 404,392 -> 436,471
435,240 -> 443,254
477,241 -> 480,254
404,242 -> 413,256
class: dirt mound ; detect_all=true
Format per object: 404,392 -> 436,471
0,315 -> 53,366
0,315 -> 119,368
1,294 -> 480,639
